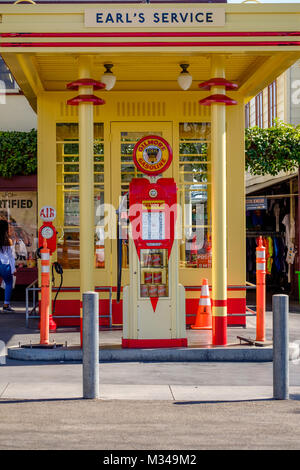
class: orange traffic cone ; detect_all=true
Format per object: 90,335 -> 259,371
191,278 -> 212,330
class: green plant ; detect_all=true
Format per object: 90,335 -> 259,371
245,120 -> 300,176
0,129 -> 37,178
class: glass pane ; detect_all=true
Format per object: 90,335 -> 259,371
94,174 -> 104,183
57,229 -> 80,270
64,163 -> 79,172
94,164 -> 104,172
179,122 -> 211,141
64,174 -> 79,184
56,123 -> 78,140
64,192 -> 79,226
56,123 -> 105,270
179,123 -> 211,269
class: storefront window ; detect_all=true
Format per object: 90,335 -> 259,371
178,122 -> 211,268
56,123 -> 104,269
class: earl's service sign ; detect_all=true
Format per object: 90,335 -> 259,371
133,135 -> 172,176
85,6 -> 225,28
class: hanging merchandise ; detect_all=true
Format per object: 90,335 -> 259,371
273,203 -> 280,232
282,213 -> 296,283
287,242 -> 296,265
282,213 -> 291,246
246,195 -> 292,292
264,236 -> 273,275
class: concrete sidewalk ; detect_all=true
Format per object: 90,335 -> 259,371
1,358 -> 300,402
1,382 -> 300,401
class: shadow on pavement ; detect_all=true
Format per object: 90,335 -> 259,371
173,399 -> 274,405
0,398 -> 83,404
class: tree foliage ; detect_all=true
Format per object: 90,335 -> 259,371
245,120 -> 300,176
0,129 -> 37,178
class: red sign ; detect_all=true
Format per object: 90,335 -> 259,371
132,135 -> 172,176
39,206 -> 56,222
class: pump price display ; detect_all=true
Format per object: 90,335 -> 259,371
142,211 -> 165,241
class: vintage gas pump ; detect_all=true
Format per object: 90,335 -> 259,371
122,136 -> 187,348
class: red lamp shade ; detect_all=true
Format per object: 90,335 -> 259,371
67,94 -> 105,106
66,79 -> 106,91
198,78 -> 238,91
199,94 -> 237,106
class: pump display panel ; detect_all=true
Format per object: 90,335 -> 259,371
142,211 -> 165,241
140,248 -> 169,299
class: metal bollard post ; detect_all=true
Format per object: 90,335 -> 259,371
82,291 -> 99,399
273,294 -> 289,400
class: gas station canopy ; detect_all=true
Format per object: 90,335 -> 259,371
0,2 -> 300,110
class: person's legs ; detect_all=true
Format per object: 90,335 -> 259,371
0,262 -> 13,307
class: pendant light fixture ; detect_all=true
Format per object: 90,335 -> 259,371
177,64 -> 192,91
101,63 -> 116,91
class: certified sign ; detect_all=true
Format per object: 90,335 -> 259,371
133,135 -> 172,176
39,205 -> 56,222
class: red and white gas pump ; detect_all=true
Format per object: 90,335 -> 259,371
122,136 -> 187,348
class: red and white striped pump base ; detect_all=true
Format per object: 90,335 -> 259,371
212,299 -> 227,346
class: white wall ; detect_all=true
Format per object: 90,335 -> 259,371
0,94 -> 37,131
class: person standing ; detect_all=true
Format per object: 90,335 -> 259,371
0,220 -> 15,312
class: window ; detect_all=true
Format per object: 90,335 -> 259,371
56,123 -> 104,269
245,102 -> 250,129
0,57 -> 19,92
268,81 -> 277,127
178,123 -> 212,269
255,92 -> 264,128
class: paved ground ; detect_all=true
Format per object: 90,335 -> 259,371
1,398 -> 300,450
1,294 -> 300,449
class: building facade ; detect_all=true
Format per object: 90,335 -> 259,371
1,1 -> 300,344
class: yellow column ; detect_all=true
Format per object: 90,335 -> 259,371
211,55 -> 227,346
78,56 -> 95,299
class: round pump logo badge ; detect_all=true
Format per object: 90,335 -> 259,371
133,135 -> 173,176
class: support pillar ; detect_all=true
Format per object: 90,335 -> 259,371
66,58 -> 105,335
210,56 -> 227,346
198,59 -> 238,346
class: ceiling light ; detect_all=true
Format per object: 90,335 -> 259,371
177,64 -> 192,91
101,63 -> 116,91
